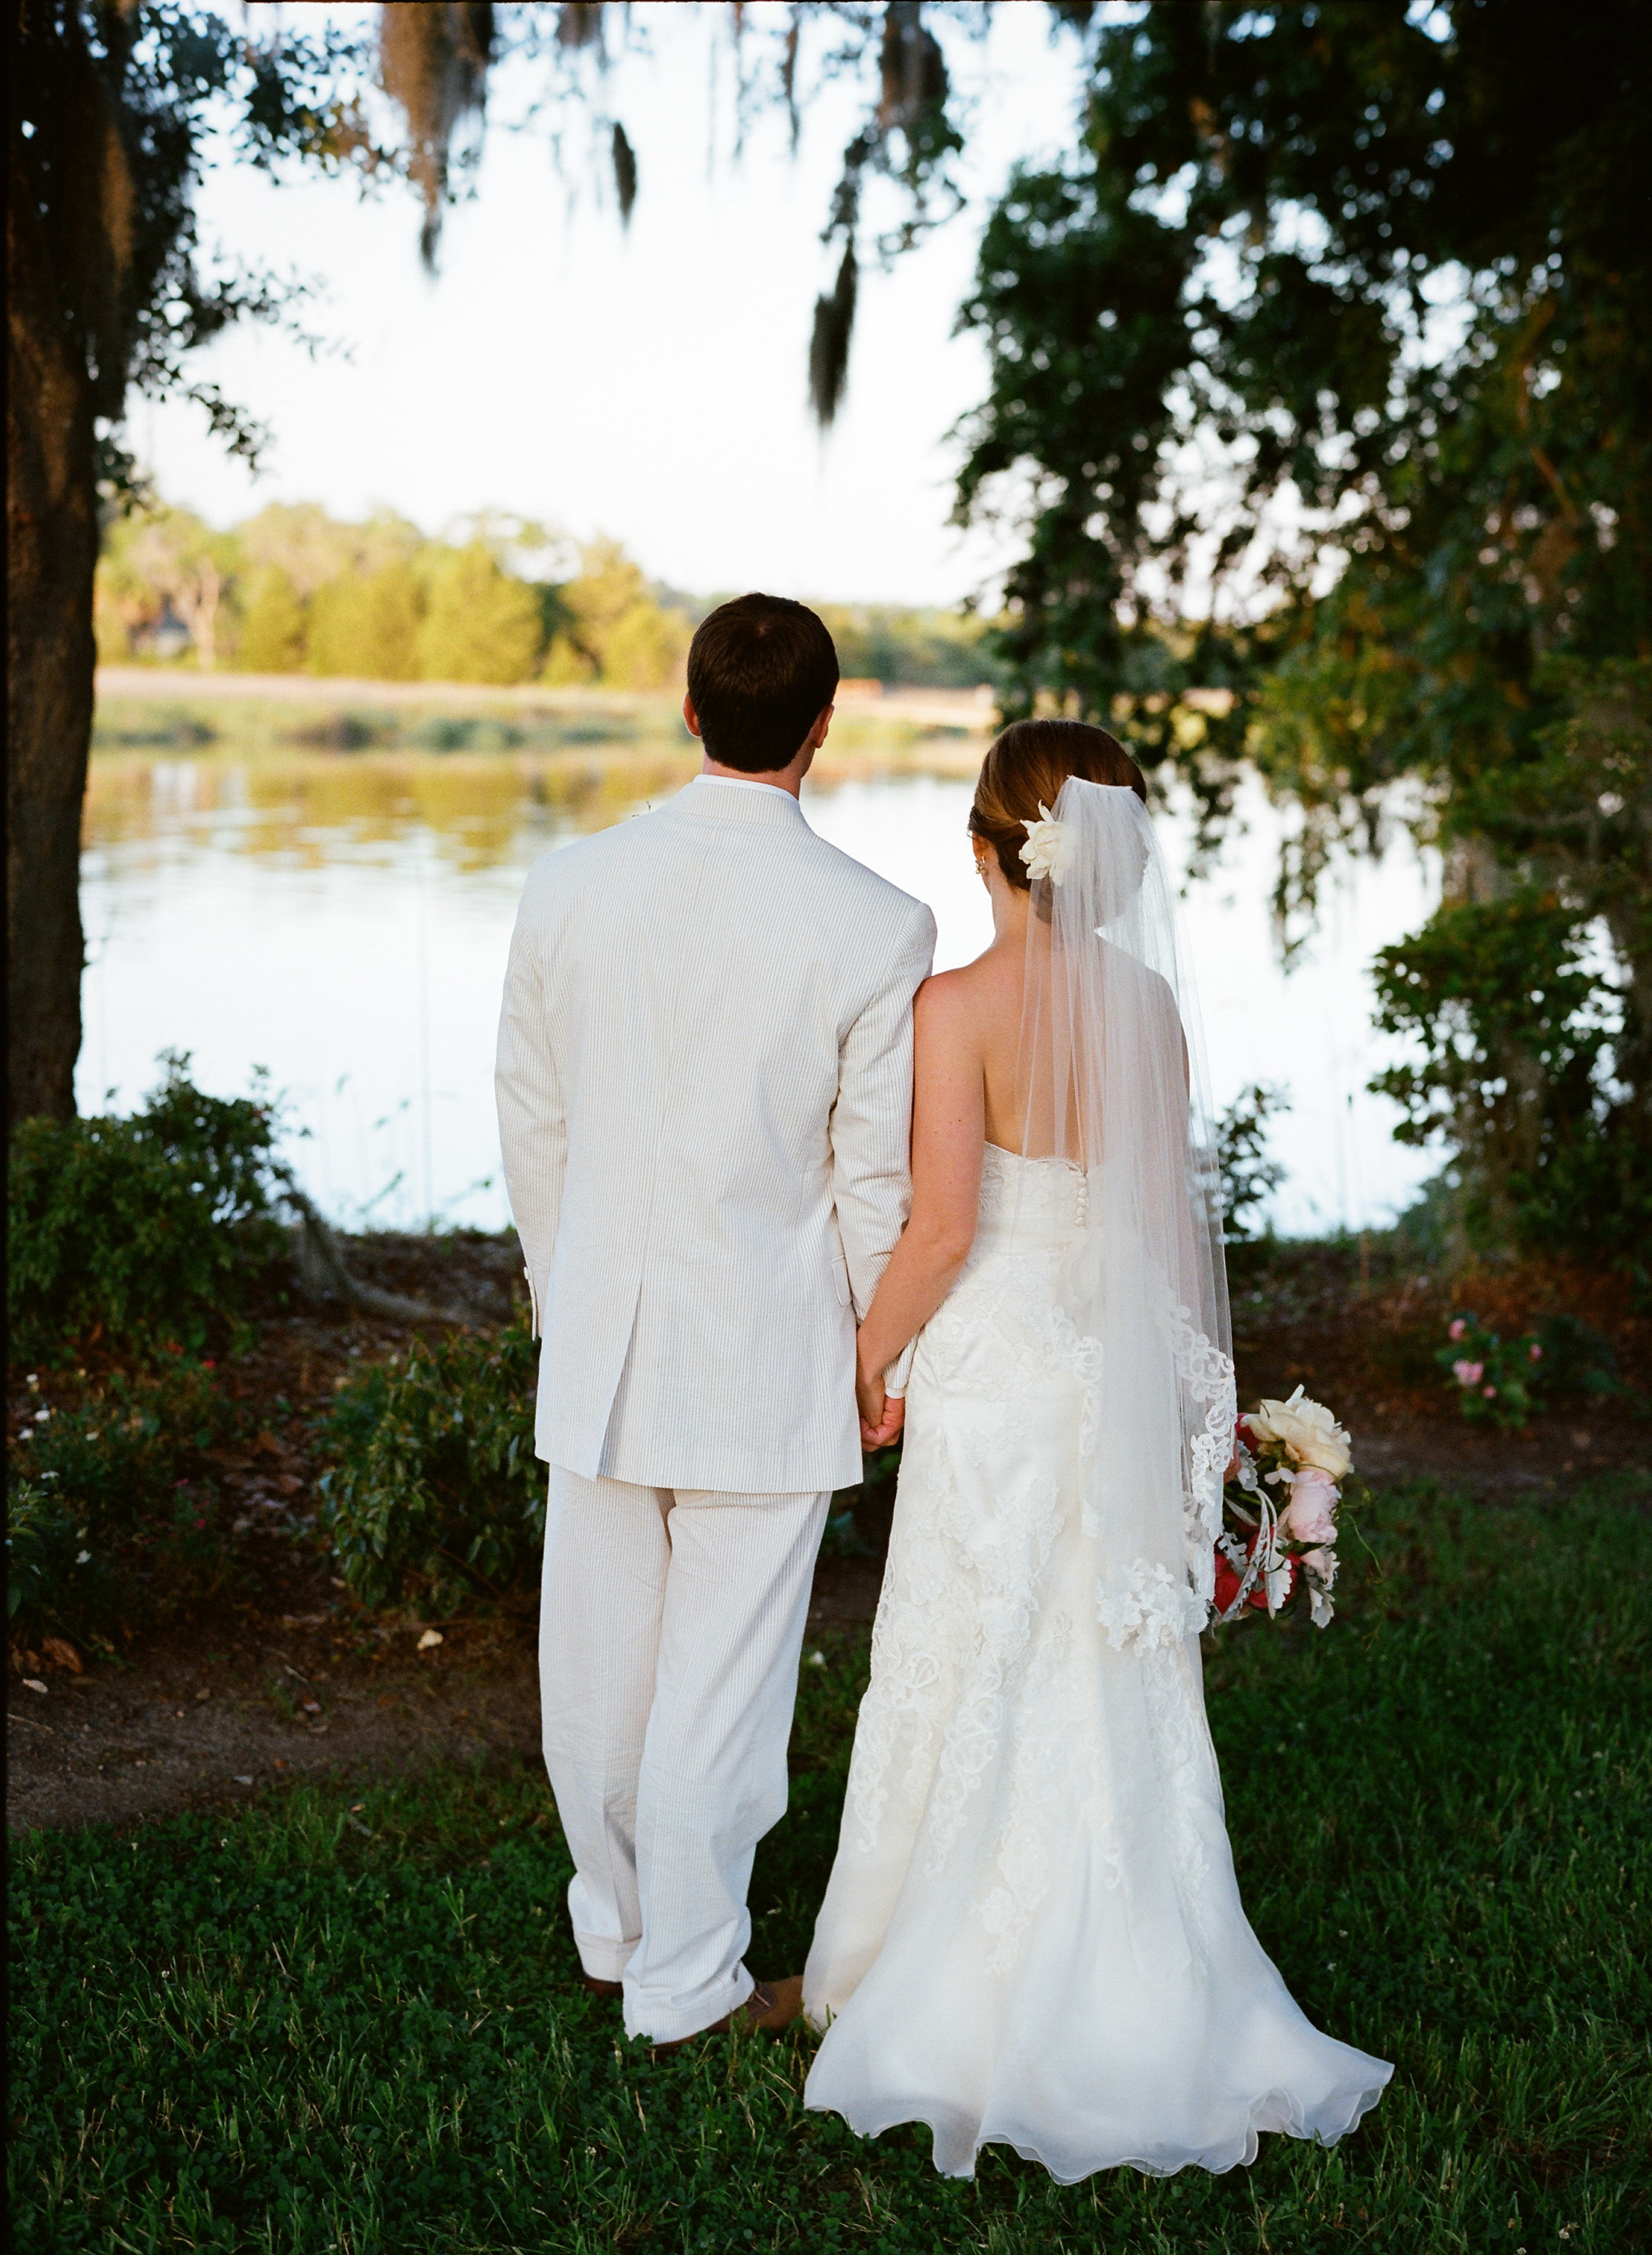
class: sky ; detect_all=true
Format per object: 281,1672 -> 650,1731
140,3 -> 1091,606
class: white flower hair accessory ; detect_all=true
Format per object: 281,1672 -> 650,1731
1019,804 -> 1073,885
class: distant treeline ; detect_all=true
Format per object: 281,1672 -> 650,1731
96,501 -> 993,692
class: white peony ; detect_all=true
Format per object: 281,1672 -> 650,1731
1248,1385 -> 1353,1480
1019,805 -> 1074,886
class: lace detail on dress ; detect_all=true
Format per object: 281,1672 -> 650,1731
970,1609 -> 1117,1972
1043,1304 -> 1104,1467
1096,1558 -> 1209,1651
975,1142 -> 1086,1234
974,1140 -> 1023,1228
846,1154 -> 1087,1871
847,1415 -> 957,1851
1140,1640 -> 1219,1965
920,1474 -> 1067,1874
840,1146 -> 1214,1966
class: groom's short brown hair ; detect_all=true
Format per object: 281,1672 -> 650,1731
687,594 -> 839,774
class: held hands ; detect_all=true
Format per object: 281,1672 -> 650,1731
856,1352 -> 906,1452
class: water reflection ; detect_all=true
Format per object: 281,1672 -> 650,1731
79,747 -> 1439,1238
84,747 -> 703,869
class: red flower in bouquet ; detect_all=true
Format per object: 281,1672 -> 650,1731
1215,1532 -> 1297,1615
1213,1551 -> 1243,1615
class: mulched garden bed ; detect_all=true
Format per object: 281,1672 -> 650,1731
9,1230 -> 1646,1835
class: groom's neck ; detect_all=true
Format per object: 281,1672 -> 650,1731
700,752 -> 812,800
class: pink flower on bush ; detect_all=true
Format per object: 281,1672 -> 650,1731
1448,1318 -> 1468,1341
1483,1384 -> 1497,1398
1529,1343 -> 1543,1361
1283,1470 -> 1339,1545
1452,1360 -> 1483,1387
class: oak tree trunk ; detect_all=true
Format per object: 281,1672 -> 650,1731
7,114 -> 98,1125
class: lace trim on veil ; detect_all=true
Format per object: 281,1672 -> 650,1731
1168,1300 -> 1238,1614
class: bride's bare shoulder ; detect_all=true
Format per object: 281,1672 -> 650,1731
914,949 -> 1016,1041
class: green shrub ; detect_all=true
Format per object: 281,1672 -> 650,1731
1439,1311 -> 1546,1429
319,1321 -> 542,1611
7,1360 -> 239,1640
5,1480 -> 107,1637
1437,1307 -> 1635,1432
1530,1310 -> 1631,1404
1370,887 -> 1650,1273
7,1053 -> 286,1363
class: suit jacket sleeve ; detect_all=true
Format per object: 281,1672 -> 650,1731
831,901 -> 937,1397
494,889 -> 567,1337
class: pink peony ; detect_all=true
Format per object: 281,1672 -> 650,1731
1453,1360 -> 1483,1387
1283,1469 -> 1339,1545
1448,1318 -> 1468,1341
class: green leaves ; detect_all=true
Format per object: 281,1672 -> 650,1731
1437,1312 -> 1546,1431
319,1320 -> 543,1612
1370,879 -> 1647,1265
1217,1082 -> 1291,1243
7,1053 -> 285,1364
952,3 -> 1651,1263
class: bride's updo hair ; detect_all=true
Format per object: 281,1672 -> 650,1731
969,718 -> 1146,890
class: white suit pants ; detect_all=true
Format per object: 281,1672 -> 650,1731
539,1467 -> 830,2042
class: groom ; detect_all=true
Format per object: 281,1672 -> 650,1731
496,593 -> 935,2046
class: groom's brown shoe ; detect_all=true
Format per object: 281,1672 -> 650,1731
578,1972 -> 623,2002
753,1973 -> 804,2030
649,1975 -> 804,2053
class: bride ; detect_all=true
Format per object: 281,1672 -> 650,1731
802,720 -> 1391,2182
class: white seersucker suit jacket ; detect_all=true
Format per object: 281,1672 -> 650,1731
495,774 -> 937,1494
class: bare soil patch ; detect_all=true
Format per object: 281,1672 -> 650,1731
9,1233 -> 1646,1835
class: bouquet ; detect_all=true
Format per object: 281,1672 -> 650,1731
1213,1386 -> 1353,1630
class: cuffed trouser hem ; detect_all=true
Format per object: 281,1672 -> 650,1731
574,1931 -> 638,1983
624,1965 -> 756,2045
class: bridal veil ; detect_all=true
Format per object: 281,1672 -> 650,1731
1012,776 -> 1236,1657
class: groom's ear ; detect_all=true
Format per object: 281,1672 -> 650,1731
682,691 -> 703,741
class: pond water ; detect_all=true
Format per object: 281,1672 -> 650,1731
79,747 -> 1441,1239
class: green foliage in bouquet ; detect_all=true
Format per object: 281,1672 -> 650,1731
6,1361 -> 239,1639
319,1321 -> 543,1612
7,1054 -> 286,1364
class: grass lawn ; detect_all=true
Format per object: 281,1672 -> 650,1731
9,1477 -> 1649,2254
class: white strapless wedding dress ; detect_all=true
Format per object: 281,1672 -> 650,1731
803,1146 -> 1391,2182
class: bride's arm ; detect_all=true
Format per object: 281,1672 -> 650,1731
854,971 -> 985,1426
